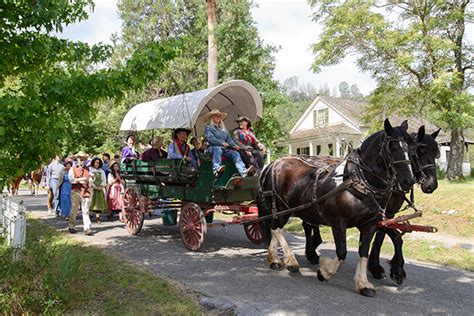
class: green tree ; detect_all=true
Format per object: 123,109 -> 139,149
111,0 -> 285,153
338,81 -> 351,98
309,0 -> 474,180
0,0 -> 176,187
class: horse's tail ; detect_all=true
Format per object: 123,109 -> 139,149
257,160 -> 276,247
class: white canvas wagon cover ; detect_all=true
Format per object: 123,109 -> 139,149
120,80 -> 263,135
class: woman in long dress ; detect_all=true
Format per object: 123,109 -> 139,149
89,157 -> 107,223
107,161 -> 125,221
57,160 -> 73,220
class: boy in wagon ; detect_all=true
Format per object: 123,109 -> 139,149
203,109 -> 253,177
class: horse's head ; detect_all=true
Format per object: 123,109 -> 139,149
380,119 -> 415,192
411,126 -> 440,193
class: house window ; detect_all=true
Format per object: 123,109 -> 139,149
328,143 -> 333,156
313,108 -> 329,127
297,147 -> 310,155
316,145 -> 321,155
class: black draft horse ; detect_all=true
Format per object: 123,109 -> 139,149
367,126 -> 440,284
257,119 -> 415,296
303,125 -> 441,284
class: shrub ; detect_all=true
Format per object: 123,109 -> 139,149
436,165 -> 446,180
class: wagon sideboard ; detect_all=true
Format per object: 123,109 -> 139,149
120,159 -> 258,204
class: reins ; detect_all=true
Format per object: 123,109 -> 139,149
247,132 -> 414,226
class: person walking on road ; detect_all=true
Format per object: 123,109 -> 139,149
57,159 -> 73,220
47,156 -> 64,216
68,151 -> 93,235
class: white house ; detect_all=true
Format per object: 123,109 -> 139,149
285,95 -> 368,157
281,95 -> 472,175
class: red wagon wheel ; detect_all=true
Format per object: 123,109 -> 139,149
244,222 -> 264,244
123,187 -> 145,235
179,202 -> 207,251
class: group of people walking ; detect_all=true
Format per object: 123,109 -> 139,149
43,108 -> 266,236
44,153 -> 125,235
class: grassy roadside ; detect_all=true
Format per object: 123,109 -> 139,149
283,178 -> 474,271
0,219 -> 201,315
285,219 -> 474,272
412,178 -> 474,238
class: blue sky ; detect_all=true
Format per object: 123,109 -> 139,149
58,0 -> 389,95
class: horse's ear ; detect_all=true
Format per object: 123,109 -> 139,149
417,125 -> 425,142
431,128 -> 441,139
384,118 -> 394,135
400,120 -> 408,132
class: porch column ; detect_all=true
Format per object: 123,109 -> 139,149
309,141 -> 314,156
335,138 -> 341,157
288,144 -> 292,155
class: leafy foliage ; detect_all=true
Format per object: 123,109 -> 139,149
100,0 -> 286,154
0,1 -> 177,187
309,0 -> 474,179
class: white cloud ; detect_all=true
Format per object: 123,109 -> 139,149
58,0 -> 121,45
252,0 -> 376,95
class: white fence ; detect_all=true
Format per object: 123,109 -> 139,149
0,195 -> 27,258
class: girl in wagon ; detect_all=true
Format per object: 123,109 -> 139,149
233,116 -> 266,176
167,128 -> 196,166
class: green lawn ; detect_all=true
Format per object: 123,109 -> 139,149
412,178 -> 474,238
0,219 -> 201,315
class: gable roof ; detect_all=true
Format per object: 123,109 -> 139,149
289,95 -> 367,135
318,96 -> 367,127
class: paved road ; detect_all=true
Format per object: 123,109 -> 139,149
11,192 -> 474,315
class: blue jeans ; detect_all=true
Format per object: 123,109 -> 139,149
209,146 -> 247,176
50,178 -> 60,213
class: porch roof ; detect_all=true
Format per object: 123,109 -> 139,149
289,123 -> 361,141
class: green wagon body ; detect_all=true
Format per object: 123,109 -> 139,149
120,159 -> 258,203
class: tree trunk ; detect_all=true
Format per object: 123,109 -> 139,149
446,126 -> 465,180
207,0 -> 218,88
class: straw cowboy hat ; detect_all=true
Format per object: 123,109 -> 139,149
74,151 -> 89,159
203,109 -> 228,122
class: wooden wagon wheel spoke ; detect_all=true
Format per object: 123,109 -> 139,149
244,222 -> 264,244
179,202 -> 207,251
123,187 -> 145,235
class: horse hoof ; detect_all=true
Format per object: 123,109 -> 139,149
286,265 -> 300,273
390,268 -> 406,285
270,262 -> 283,270
369,266 -> 386,280
360,288 -> 376,297
390,273 -> 405,285
317,269 -> 326,282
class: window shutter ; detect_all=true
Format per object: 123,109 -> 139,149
313,110 -> 317,128
324,109 -> 329,125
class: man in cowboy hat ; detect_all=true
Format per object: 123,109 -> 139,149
203,109 -> 253,177
68,151 -> 93,235
233,116 -> 266,175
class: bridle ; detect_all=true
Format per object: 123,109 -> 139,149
349,134 -> 413,195
410,143 -> 436,184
